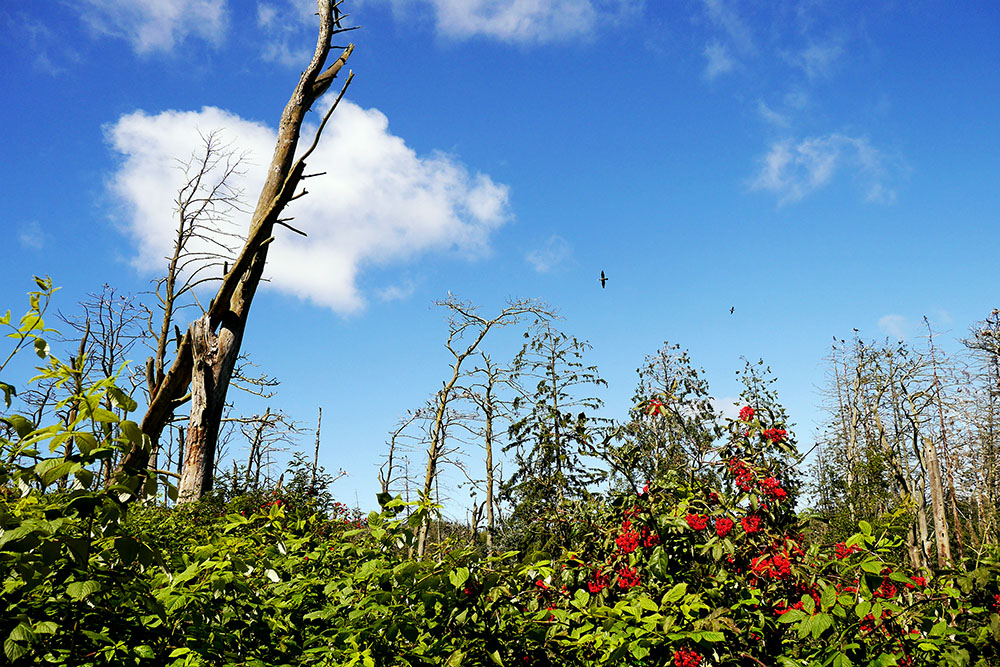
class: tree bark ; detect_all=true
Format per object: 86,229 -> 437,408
121,2 -> 354,495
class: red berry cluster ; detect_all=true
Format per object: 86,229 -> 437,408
685,513 -> 709,530
616,566 -> 640,590
728,458 -> 754,491
715,517 -> 734,538
616,520 -> 642,553
835,542 -> 861,559
673,648 -> 702,667
741,515 -> 761,534
759,476 -> 787,501
761,428 -> 787,443
739,405 -> 755,421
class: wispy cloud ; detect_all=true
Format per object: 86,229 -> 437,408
701,0 -> 753,54
526,234 -> 572,273
390,0 -> 638,44
256,1 -> 316,66
376,280 -> 417,302
792,41 -> 844,79
106,102 -> 510,313
749,133 -> 896,205
756,100 -> 789,127
18,222 -> 45,250
878,314 -> 910,340
78,0 -> 227,54
703,41 -> 735,79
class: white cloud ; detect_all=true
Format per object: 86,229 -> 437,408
749,133 -> 895,205
256,1 -> 317,66
78,0 -> 227,53
701,0 -> 753,54
710,396 -> 741,421
106,103 -> 510,313
878,314 -> 909,341
703,41 -> 734,79
413,0 -> 599,43
794,41 -> 844,79
18,221 -> 45,250
376,280 -> 417,302
756,100 -> 789,127
525,234 -> 572,273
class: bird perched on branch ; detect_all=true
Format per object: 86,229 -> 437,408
599,270 -> 608,288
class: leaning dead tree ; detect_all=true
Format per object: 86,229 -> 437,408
121,1 -> 355,504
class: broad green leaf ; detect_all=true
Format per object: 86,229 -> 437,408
67,580 -> 101,601
116,536 -> 140,566
861,559 -> 884,574
9,623 -> 34,642
444,650 -> 465,667
821,584 -> 837,610
855,601 -> 871,618
33,622 -> 58,635
4,638 -> 27,663
33,338 -> 49,358
87,407 -> 119,423
0,381 -> 15,408
662,583 -> 687,604
449,567 -> 470,589
859,520 -> 872,536
811,612 -> 833,639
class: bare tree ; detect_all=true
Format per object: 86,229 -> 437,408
414,295 -> 552,557
122,1 -> 356,504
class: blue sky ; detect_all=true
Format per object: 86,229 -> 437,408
2,1 -> 999,515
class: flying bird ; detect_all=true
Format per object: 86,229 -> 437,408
730,306 -> 735,315
599,271 -> 608,288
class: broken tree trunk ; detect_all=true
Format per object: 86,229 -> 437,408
121,1 -> 354,502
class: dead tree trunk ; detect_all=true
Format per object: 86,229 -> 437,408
122,2 -> 355,500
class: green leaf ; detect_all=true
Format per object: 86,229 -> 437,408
134,645 -> 156,658
0,381 -> 16,408
33,337 -> 49,358
33,622 -> 58,635
116,536 -> 140,566
821,584 -> 837,610
107,386 -> 137,412
449,567 -> 470,589
662,583 -> 687,604
859,520 -> 872,536
88,407 -> 119,423
489,650 -> 505,666
700,631 -> 725,642
855,601 -> 871,618
36,458 -> 72,487
4,638 -> 28,663
637,596 -> 658,612
777,609 -> 807,624
4,414 -> 34,438
67,580 -> 101,601
861,559 -> 884,574
811,612 -> 833,639
444,649 -> 465,667
169,648 -> 192,658
120,420 -> 143,445
9,623 -> 34,642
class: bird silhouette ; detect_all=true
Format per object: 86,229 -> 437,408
599,270 -> 608,288
730,306 -> 735,315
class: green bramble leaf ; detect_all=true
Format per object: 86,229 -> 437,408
67,580 -> 101,601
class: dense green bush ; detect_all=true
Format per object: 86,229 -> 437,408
3,283 -> 999,666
